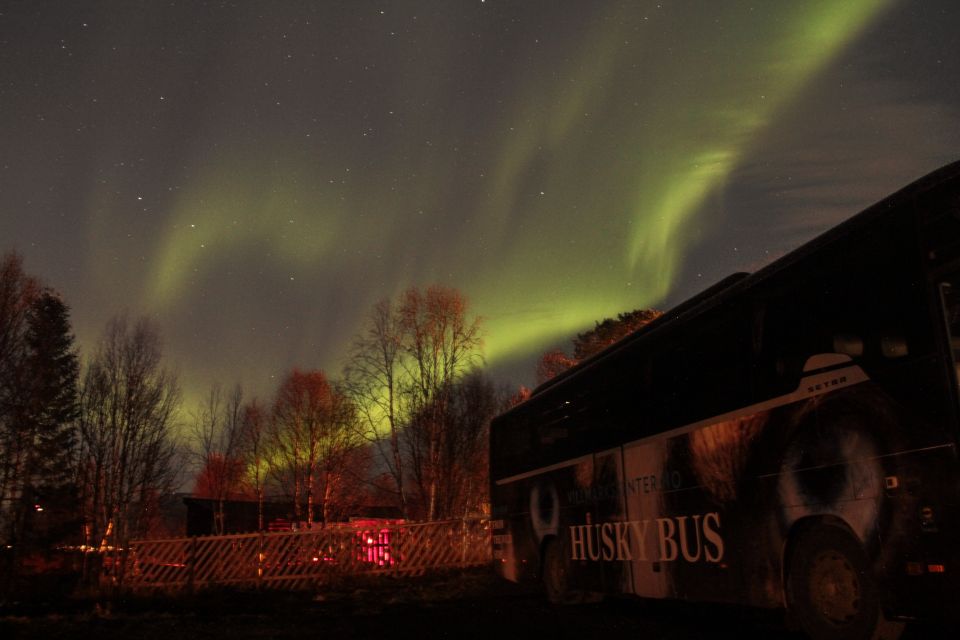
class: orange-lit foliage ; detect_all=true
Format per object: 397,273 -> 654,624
192,453 -> 251,500
325,443 -> 371,521
269,368 -> 361,525
275,369 -> 333,416
508,385 -> 531,407
535,350 -> 578,386
536,308 -> 662,385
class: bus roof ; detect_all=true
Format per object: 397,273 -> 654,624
504,158 -> 960,418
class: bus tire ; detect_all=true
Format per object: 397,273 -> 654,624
786,524 -> 902,640
542,538 -> 580,605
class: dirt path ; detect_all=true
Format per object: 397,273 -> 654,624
1,569 -> 951,639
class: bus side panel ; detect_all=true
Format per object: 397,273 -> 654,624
495,379 -> 959,616
622,418 -> 759,604
493,458 -> 605,593
620,381 -> 915,610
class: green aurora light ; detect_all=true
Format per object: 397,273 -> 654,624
83,1 -> 895,396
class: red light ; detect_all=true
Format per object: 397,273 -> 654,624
354,528 -> 396,567
928,564 -> 946,573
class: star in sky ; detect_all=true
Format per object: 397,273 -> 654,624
0,0 -> 957,408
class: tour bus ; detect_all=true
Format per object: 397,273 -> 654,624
489,160 -> 960,639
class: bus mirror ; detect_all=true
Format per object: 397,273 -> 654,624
803,353 -> 852,372
833,334 -> 864,357
881,336 -> 909,358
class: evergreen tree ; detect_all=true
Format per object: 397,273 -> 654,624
572,308 -> 663,361
0,252 -> 37,535
14,290 -> 80,552
0,253 -> 33,586
23,291 -> 80,489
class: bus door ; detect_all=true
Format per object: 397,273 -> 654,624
936,276 -> 960,441
592,447 -> 631,595
554,454 -> 604,595
621,439 -> 672,598
939,279 -> 960,398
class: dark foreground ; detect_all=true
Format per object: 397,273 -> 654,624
1,568 -> 953,639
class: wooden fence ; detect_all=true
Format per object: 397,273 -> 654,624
120,518 -> 490,592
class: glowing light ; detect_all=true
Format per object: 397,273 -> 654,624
623,0 -> 895,287
94,1 -> 895,394
473,0 -> 894,364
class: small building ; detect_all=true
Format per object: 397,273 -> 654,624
182,497 -> 403,537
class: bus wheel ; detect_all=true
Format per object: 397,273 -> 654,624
786,524 -> 902,640
543,538 -> 579,605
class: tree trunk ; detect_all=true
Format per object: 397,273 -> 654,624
257,487 -> 264,531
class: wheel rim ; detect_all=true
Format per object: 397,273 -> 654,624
808,549 -> 862,626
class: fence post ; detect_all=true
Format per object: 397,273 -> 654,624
257,532 -> 264,590
187,537 -> 196,594
393,523 -> 402,576
116,544 -> 128,592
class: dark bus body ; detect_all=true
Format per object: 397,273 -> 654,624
490,161 -> 960,637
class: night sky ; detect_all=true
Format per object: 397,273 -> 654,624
2,1 -> 959,406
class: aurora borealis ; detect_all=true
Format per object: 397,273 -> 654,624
2,1 -> 959,403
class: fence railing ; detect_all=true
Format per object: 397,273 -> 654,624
121,518 -> 490,592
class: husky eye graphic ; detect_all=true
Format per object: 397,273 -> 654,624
530,482 -> 559,541
778,425 -> 883,542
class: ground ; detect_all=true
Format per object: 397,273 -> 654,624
1,568 -> 953,639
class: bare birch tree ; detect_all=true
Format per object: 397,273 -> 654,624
189,383 -> 247,535
240,399 -> 268,531
266,372 -> 309,523
439,370 -> 500,518
399,286 -> 482,521
345,285 -> 483,521
343,299 -> 409,516
75,316 -> 180,561
313,384 -> 364,523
